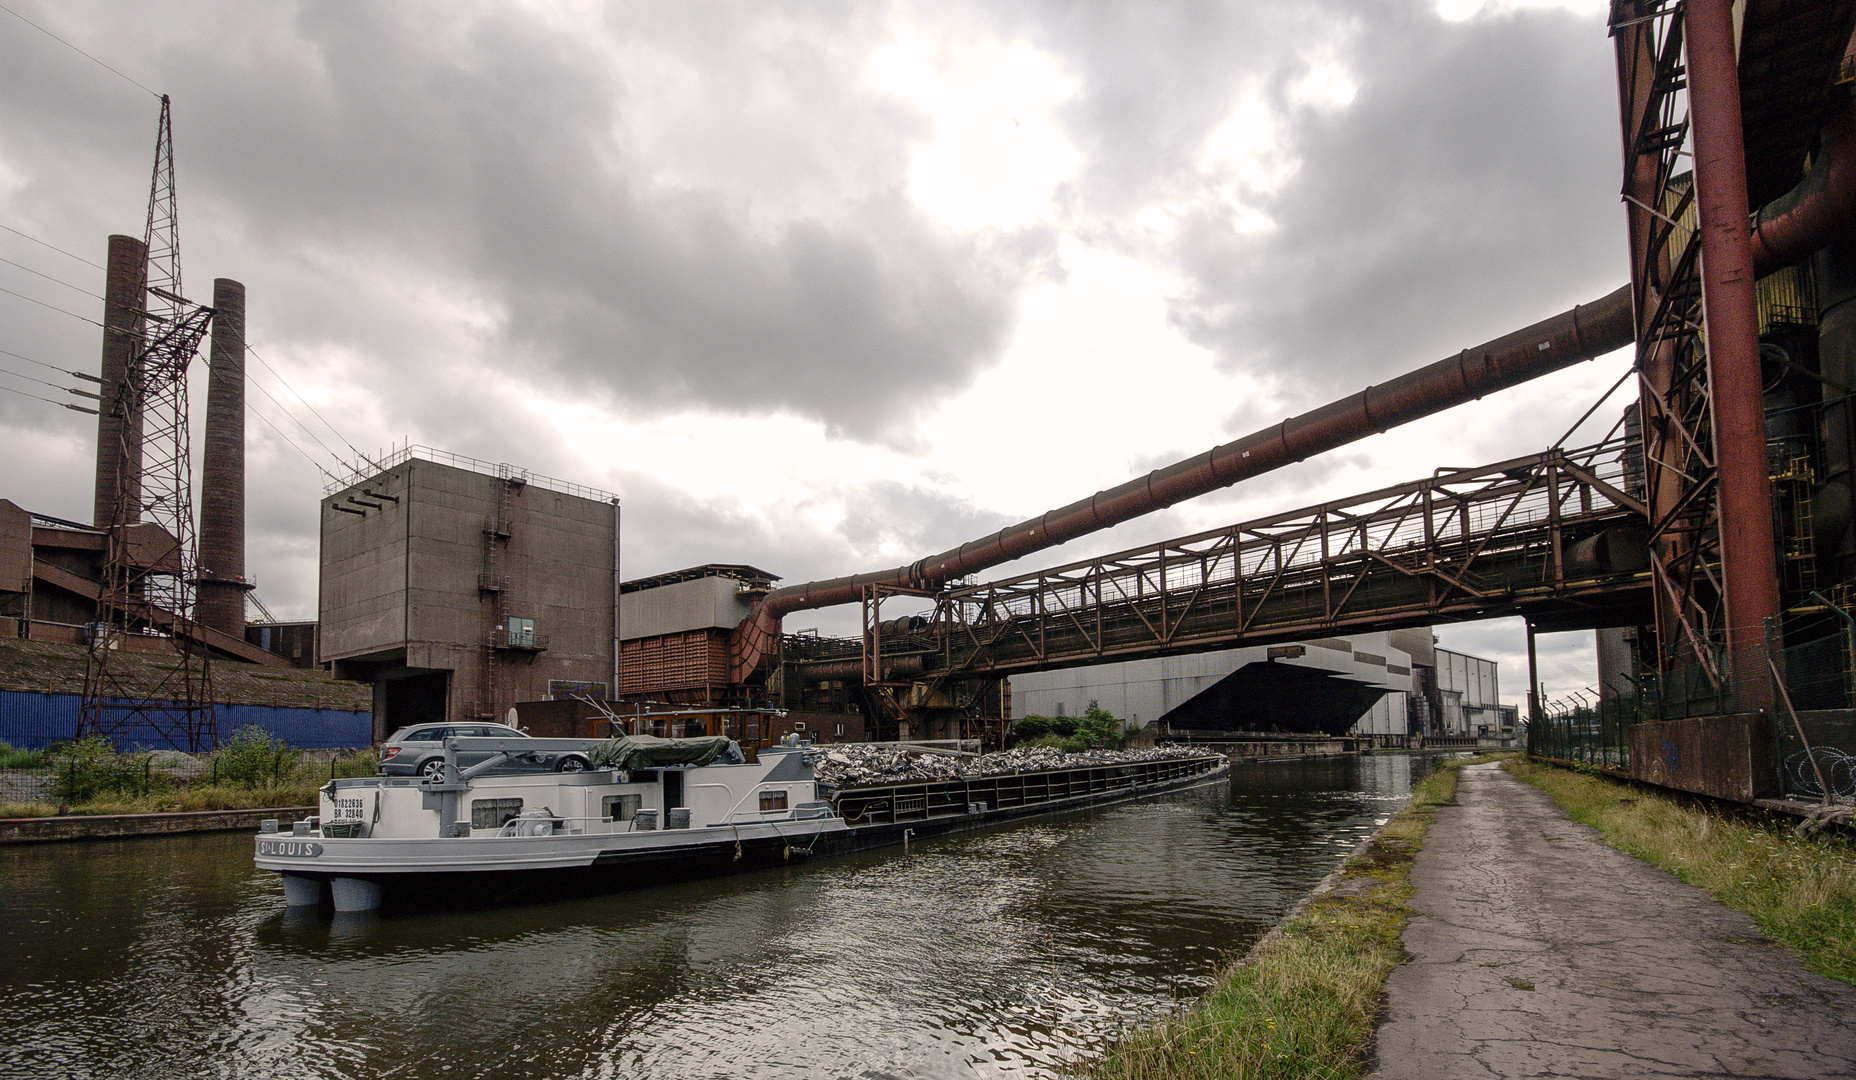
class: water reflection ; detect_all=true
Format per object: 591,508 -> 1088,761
0,753 -> 1425,1079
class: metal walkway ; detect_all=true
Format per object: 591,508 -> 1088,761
850,440 -> 1652,684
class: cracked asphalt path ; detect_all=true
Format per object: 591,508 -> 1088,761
1369,763 -> 1856,1079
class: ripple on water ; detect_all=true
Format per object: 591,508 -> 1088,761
0,754 -> 1426,1079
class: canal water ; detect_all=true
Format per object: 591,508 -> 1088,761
0,754 -> 1428,1079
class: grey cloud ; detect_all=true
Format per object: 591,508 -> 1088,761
0,1 -> 1036,444
1015,0 -> 1625,410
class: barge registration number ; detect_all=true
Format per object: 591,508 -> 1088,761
332,797 -> 365,822
256,839 -> 323,858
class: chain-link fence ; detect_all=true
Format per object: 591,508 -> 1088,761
0,733 -> 378,813
1528,626 -> 1856,803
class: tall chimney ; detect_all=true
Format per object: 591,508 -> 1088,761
93,234 -> 146,527
195,277 -> 248,637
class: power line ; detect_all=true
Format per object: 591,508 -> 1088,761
0,1 -> 159,98
0,223 -> 105,269
246,397 -> 336,478
0,283 -> 100,325
245,343 -> 375,464
237,361 -> 349,469
0,254 -> 102,299
0,345 -> 99,383
0,361 -> 84,394
0,379 -> 96,414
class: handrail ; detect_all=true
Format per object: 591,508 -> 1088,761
693,779 -> 824,824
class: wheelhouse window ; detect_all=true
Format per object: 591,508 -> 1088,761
470,798 -> 523,830
759,791 -> 788,813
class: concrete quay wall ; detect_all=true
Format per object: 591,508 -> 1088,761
0,805 -> 315,845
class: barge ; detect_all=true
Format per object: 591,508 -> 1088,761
254,735 -> 1227,911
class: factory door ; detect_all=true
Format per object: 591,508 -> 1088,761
382,671 -> 450,734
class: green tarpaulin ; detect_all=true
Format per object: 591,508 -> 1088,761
587,734 -> 734,771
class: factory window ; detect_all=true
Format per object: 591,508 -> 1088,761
835,723 -> 844,737
602,794 -> 642,822
759,791 -> 788,813
470,798 -> 523,831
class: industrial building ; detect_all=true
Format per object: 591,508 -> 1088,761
317,449 -> 619,742
1008,628 -> 1514,748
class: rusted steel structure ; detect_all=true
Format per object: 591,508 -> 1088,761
1612,0 -> 1856,714
844,441 -> 1648,685
79,96 -> 219,752
730,288 -> 1638,683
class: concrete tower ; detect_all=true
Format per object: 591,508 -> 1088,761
195,277 -> 248,636
92,234 -> 146,527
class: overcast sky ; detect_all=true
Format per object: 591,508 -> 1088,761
0,0 -> 1634,705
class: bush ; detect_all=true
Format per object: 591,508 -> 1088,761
209,725 -> 297,789
1014,715 -> 1077,741
1015,703 -> 1125,748
0,740 -> 47,769
51,736 -> 146,803
330,747 -> 380,779
1074,702 -> 1125,748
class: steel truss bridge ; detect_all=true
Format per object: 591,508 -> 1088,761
846,440 -> 1654,687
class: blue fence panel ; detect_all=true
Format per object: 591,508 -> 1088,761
216,703 -> 371,749
0,691 -> 371,751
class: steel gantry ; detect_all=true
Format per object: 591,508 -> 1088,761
882,441 -> 1652,683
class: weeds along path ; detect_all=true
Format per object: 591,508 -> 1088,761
1076,756 -> 1480,1080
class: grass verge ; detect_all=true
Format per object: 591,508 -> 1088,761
1073,753 -> 1506,1080
1505,756 -> 1856,985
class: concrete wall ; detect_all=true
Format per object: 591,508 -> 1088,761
319,463 -> 411,662
1,690 -> 370,750
319,457 -> 618,726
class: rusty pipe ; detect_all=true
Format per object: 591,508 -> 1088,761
1752,96 -> 1856,276
730,285 -> 1637,680
1687,0 -> 1781,665
797,655 -> 926,683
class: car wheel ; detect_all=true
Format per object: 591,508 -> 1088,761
554,755 -> 589,773
418,758 -> 448,781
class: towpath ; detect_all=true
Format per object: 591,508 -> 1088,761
1370,762 -> 1856,1079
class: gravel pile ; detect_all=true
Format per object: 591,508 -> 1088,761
813,742 -> 1217,787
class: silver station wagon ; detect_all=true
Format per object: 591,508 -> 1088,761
377,723 -> 593,780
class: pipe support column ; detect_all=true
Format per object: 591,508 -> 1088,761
1686,0 -> 1781,695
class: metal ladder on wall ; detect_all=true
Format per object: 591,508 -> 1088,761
479,467 -> 517,719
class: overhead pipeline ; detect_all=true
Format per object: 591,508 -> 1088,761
731,284 -> 1636,681
733,87 -> 1856,684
